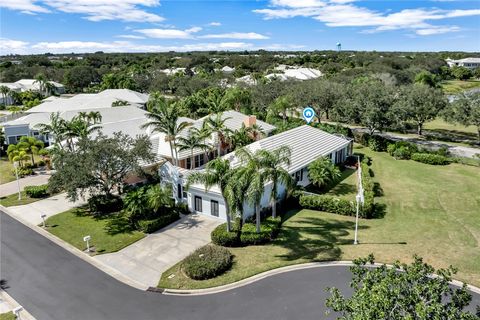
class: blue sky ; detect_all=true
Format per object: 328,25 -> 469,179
1,0 -> 479,54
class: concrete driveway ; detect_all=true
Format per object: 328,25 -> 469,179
6,193 -> 85,225
0,172 -> 51,197
94,214 -> 222,287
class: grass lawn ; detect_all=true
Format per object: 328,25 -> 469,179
159,146 -> 480,289
0,312 -> 15,320
0,157 -> 16,184
442,79 -> 480,94
0,191 -> 47,207
46,207 -> 145,254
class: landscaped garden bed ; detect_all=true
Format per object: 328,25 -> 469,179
159,146 -> 480,289
0,184 -> 55,207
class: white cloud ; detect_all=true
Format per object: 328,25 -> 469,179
1,0 -> 163,22
18,40 -> 255,54
117,35 -> 146,39
200,32 -> 270,40
208,22 -> 221,26
416,25 -> 461,35
271,0 -> 325,8
0,38 -> 30,54
254,1 -> 480,35
0,0 -> 50,14
135,27 -> 201,39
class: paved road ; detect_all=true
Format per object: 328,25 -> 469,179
1,212 -> 479,320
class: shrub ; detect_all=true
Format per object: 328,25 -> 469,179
211,223 -> 240,247
240,223 -> 272,245
137,212 -> 180,233
87,194 -> 123,215
368,136 -> 388,152
388,141 -> 418,160
411,153 -> 451,165
299,194 -> 358,216
24,184 -> 49,198
264,216 -> 282,238
182,245 -> 233,280
12,167 -> 33,177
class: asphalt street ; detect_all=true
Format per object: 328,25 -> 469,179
1,211 -> 479,320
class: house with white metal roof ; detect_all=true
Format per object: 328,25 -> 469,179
180,125 -> 352,221
446,57 -> 480,70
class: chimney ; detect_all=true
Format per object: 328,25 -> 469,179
244,115 -> 257,127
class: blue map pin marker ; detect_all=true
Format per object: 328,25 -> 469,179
303,107 -> 315,124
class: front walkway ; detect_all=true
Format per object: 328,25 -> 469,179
0,172 -> 51,197
6,193 -> 85,225
94,214 -> 222,288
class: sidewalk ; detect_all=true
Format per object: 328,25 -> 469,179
0,172 -> 51,198
0,290 -> 36,320
6,193 -> 85,225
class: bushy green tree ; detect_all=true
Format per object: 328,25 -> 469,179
326,255 -> 480,320
445,92 -> 480,141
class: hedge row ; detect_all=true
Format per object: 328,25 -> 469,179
137,211 -> 180,233
24,184 -> 49,198
299,159 -> 375,219
211,216 -> 282,247
182,244 -> 233,280
411,153 -> 451,165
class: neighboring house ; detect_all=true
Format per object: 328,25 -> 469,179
0,83 -> 22,105
14,79 -> 66,94
2,105 -> 149,145
446,58 -> 480,70
176,125 -> 353,221
265,66 -> 323,81
152,110 -> 276,170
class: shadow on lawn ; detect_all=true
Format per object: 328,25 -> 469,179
274,214 -> 369,262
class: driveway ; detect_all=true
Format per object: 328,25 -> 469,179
94,214 -> 222,287
0,172 -> 51,197
6,193 -> 85,225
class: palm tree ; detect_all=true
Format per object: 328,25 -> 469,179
147,184 -> 172,212
257,146 -> 293,219
176,128 -> 210,169
267,96 -> 292,124
204,112 -> 232,158
199,92 -> 227,115
235,147 -> 265,233
225,167 -> 253,230
0,85 -> 10,107
70,111 -> 103,140
307,156 -> 342,189
17,136 -> 44,165
34,73 -> 48,96
187,158 -> 235,232
7,144 -> 29,167
36,112 -> 68,150
142,98 -> 191,166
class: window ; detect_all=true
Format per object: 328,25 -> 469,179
177,184 -> 182,199
195,154 -> 205,168
194,196 -> 202,212
295,170 -> 302,182
211,200 -> 219,217
186,157 -> 192,169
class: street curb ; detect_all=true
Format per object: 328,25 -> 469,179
1,289 -> 36,320
162,261 -> 480,296
0,205 -> 149,291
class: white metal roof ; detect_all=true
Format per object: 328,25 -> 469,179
223,125 -> 351,174
26,89 -> 148,113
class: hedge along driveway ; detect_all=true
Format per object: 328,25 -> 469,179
160,146 -> 480,289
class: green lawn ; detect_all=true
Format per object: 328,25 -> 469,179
0,157 -> 16,184
441,79 -> 480,94
424,118 -> 478,135
0,312 -> 16,320
159,146 -> 480,289
46,207 -> 145,254
0,191 -> 45,207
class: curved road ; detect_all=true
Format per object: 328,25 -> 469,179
1,212 -> 479,320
